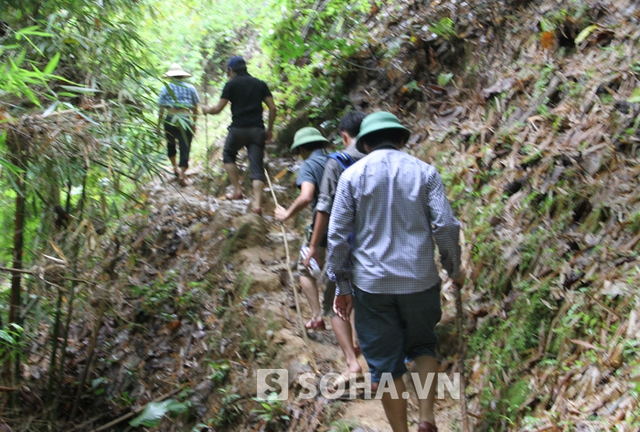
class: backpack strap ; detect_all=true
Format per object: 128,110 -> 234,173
327,152 -> 356,171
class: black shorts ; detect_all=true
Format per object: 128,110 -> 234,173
353,284 -> 442,383
222,127 -> 266,182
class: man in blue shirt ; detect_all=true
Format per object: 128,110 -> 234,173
327,112 -> 465,432
203,56 -> 276,215
274,127 -> 328,330
158,63 -> 200,186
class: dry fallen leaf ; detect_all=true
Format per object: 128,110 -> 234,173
274,168 -> 288,181
540,31 -> 555,49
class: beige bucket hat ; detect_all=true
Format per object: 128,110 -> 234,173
163,63 -> 192,78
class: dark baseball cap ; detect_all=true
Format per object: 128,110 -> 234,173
227,56 -> 246,71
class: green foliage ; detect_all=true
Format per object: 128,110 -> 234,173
128,270 -> 204,321
0,323 -> 26,364
207,359 -> 231,385
0,28 -> 65,105
628,88 -> 640,103
191,387 -> 243,430
468,281 -> 555,425
329,419 -> 359,432
252,393 -> 290,428
262,0 -> 371,120
429,18 -> 457,40
130,399 -> 189,427
239,315 -> 279,361
437,72 -> 454,87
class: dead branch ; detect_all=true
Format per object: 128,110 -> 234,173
0,266 -> 96,286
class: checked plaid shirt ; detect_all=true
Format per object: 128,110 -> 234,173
158,81 -> 200,109
326,147 -> 461,296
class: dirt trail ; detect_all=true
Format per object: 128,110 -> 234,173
142,163 -> 462,431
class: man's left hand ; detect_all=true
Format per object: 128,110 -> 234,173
333,294 -> 353,322
302,244 -> 320,268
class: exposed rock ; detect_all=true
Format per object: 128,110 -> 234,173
227,213 -> 269,252
243,263 -> 282,294
287,359 -> 313,388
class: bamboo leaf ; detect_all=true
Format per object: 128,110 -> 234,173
44,53 -> 61,74
0,329 -> 16,344
48,239 -> 69,264
59,85 -> 101,94
0,157 -> 24,174
42,101 -> 59,117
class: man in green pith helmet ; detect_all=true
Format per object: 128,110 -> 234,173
303,111 -> 367,388
274,127 -> 329,331
327,111 -> 465,432
157,63 -> 200,187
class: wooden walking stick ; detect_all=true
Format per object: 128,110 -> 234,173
202,64 -> 209,166
455,281 -> 470,432
264,168 -> 319,374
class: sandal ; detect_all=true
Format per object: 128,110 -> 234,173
331,372 -> 364,390
304,319 -> 325,331
178,177 -> 189,187
418,421 -> 438,432
225,192 -> 244,200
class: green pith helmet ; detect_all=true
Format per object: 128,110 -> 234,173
356,111 -> 411,153
290,127 -> 329,152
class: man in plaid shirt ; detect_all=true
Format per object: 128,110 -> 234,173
327,112 -> 465,432
158,63 -> 200,186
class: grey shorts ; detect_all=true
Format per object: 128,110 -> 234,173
296,237 -> 336,317
222,127 -> 266,182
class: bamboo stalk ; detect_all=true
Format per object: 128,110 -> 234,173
264,168 -> 319,374
70,299 -> 106,421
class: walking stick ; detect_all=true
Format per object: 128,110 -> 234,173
202,68 -> 209,166
455,281 -> 470,432
264,168 -> 319,374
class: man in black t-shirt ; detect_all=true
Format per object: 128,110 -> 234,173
203,56 -> 276,215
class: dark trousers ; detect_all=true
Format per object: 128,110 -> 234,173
353,284 -> 442,383
222,127 -> 266,182
164,114 -> 194,168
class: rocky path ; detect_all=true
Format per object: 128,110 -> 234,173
142,163 -> 462,431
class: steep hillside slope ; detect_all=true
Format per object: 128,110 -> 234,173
334,0 -> 640,429
4,1 -> 639,431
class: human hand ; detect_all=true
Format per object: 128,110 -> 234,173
333,294 -> 353,322
265,130 -> 273,144
302,244 -> 320,268
274,205 -> 288,221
